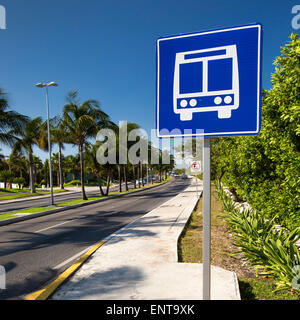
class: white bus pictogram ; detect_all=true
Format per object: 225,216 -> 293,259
173,45 -> 239,121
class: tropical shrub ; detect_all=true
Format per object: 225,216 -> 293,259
13,177 -> 25,189
218,184 -> 300,292
0,170 -> 12,188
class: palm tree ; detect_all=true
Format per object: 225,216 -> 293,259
64,154 -> 80,181
85,143 -> 112,196
9,152 -> 29,185
41,159 -> 49,187
125,122 -> 141,190
12,117 -> 45,193
52,153 -> 61,187
153,150 -> 174,182
109,122 -> 141,192
32,155 -> 43,184
62,90 -> 112,200
0,170 -> 12,189
50,117 -> 68,189
0,152 -> 6,171
0,88 -> 29,147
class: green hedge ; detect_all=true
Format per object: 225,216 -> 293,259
212,34 -> 300,230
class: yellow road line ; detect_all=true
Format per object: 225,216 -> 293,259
25,240 -> 106,300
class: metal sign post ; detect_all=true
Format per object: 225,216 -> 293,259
203,137 -> 211,300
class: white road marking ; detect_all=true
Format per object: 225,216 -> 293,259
34,219 -> 77,233
53,242 -> 99,270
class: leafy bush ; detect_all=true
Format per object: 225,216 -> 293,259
13,177 -> 25,189
217,187 -> 236,213
0,170 -> 13,188
218,185 -> 300,292
262,228 -> 300,291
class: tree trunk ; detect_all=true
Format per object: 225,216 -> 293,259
216,169 -> 225,189
55,166 -> 59,187
79,144 -> 87,200
123,165 -> 128,191
28,152 -> 36,193
105,169 -> 111,196
117,164 -> 122,193
34,165 -> 37,184
58,144 -> 64,190
97,170 -> 105,196
150,168 -> 153,184
140,162 -> 144,187
138,163 -> 141,188
132,165 -> 136,189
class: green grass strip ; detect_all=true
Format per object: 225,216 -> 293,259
0,189 -> 67,201
0,188 -> 31,195
0,179 -> 170,221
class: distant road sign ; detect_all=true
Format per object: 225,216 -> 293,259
190,161 -> 201,173
156,23 -> 263,138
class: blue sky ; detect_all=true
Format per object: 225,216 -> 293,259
0,0 -> 298,160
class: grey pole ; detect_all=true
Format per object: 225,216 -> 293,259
46,86 -> 54,205
203,137 -> 211,300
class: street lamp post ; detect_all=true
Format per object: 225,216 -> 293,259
36,82 -> 58,206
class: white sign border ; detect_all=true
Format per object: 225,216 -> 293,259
156,24 -> 262,138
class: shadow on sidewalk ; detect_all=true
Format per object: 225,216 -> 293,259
52,265 -> 145,300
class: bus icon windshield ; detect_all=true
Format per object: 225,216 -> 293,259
173,45 -> 239,121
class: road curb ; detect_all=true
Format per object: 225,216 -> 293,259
25,240 -> 106,300
0,180 -> 171,227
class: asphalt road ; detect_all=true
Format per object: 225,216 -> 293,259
0,183 -> 134,214
0,178 -> 190,300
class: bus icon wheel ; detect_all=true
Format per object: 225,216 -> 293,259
218,109 -> 232,119
180,112 -> 193,121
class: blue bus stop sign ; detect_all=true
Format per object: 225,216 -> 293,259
156,24 -> 263,137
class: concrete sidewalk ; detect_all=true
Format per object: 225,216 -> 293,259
51,180 -> 240,300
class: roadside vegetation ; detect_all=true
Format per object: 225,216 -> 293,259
0,176 -> 171,222
210,33 -> 300,297
0,32 -> 298,301
0,188 -> 67,201
179,34 -> 300,300
178,184 -> 299,300
0,89 -> 175,201
0,188 -> 30,194
211,33 -> 299,231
